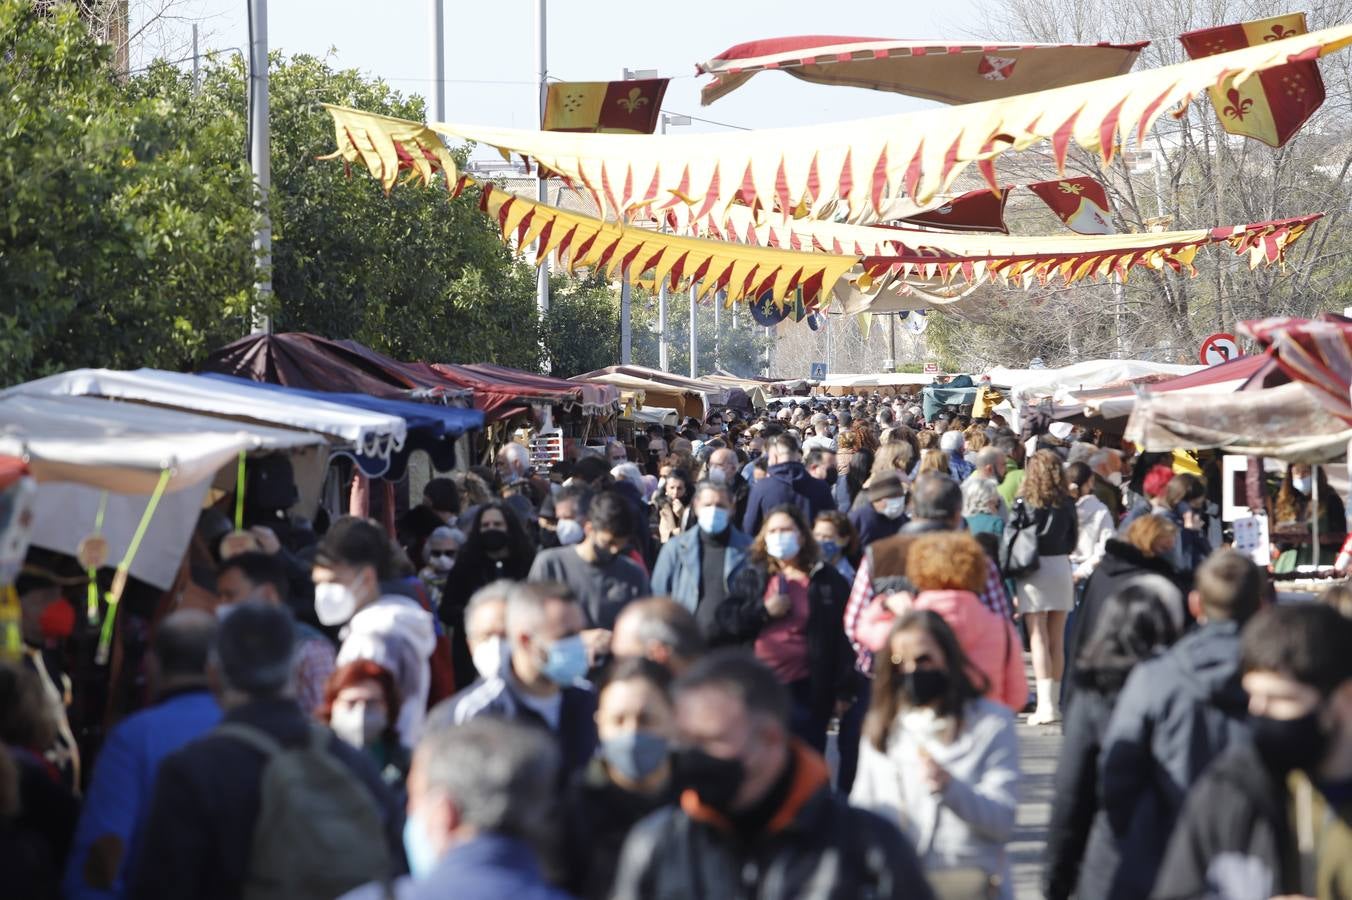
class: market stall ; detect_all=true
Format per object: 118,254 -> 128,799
571,365 -> 727,420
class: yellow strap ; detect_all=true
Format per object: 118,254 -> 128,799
96,469 -> 172,666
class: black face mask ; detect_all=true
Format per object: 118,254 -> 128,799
902,669 -> 949,707
592,541 -> 615,565
671,747 -> 745,813
1250,709 -> 1330,773
538,529 -> 561,550
479,530 -> 509,553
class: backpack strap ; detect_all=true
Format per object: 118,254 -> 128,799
214,722 -> 285,757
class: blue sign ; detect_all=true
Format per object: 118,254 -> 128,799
810,362 -> 828,380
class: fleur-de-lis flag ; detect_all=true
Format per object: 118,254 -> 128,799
1027,177 -> 1116,235
542,79 -> 669,134
1179,13 -> 1325,148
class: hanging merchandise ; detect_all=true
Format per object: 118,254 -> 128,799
907,310 -> 930,335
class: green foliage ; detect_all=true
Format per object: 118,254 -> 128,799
543,272 -> 619,377
0,0 -> 255,384
630,287 -> 770,378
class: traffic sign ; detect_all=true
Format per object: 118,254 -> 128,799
809,362 -> 827,380
1200,332 -> 1241,365
923,361 -> 940,375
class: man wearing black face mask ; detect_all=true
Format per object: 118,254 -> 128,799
1155,603 -> 1352,899
610,649 -> 931,899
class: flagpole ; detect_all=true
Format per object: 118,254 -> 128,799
534,0 -> 549,319
428,0 -> 444,122
689,283 -> 699,379
247,0 -> 271,335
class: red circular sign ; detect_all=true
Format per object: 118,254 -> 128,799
1200,332 -> 1241,365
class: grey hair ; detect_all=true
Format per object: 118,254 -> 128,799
498,442 -> 530,471
693,479 -> 731,504
611,462 -> 644,492
505,581 -> 574,641
962,477 -> 1002,518
415,718 -> 559,840
465,579 -> 513,635
972,447 -> 1004,473
428,525 -> 465,545
1088,448 -> 1123,476
939,430 -> 965,453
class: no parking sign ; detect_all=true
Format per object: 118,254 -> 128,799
1199,332 -> 1241,366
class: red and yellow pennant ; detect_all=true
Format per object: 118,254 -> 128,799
1180,14 -> 1326,148
477,184 -> 859,306
321,22 -> 1352,225
543,79 -> 669,134
1027,177 -> 1116,234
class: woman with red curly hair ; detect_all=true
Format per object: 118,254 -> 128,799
906,533 -> 1028,713
317,660 -> 409,790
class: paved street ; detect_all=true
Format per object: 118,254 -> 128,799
1011,718 -> 1061,899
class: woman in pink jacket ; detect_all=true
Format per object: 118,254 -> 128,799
904,533 -> 1027,713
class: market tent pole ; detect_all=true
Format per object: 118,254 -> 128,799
428,0 -> 445,122
689,282 -> 698,379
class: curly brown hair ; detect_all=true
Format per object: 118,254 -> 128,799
1019,449 -> 1070,509
906,533 -> 988,593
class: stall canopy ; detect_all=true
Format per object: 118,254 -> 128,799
5,368 -> 407,477
202,332 -> 474,402
1125,380 -> 1352,464
431,363 -> 621,422
571,365 -> 727,419
1076,353 -> 1270,421
696,36 -> 1147,106
0,393 -> 328,589
199,374 -> 485,480
987,359 -> 1203,430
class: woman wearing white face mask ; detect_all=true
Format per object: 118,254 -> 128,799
1272,463 -> 1347,569
319,659 -> 410,791
712,505 -> 855,752
463,581 -> 509,682
312,519 -> 437,749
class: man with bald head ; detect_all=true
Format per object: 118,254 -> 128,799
65,610 -> 223,900
611,597 -> 705,675
705,446 -> 750,523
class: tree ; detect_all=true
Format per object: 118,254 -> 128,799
923,0 -> 1352,368
0,0 -> 256,385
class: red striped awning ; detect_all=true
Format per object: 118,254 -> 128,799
1240,314 -> 1352,421
697,35 -> 1148,105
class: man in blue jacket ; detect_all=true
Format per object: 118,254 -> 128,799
650,480 -> 751,637
741,433 -> 835,536
64,610 -> 222,900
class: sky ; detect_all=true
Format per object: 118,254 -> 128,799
144,0 -> 985,138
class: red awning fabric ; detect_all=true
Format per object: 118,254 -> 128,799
430,364 -> 620,422
0,455 -> 28,491
697,35 -> 1148,106
1240,314 -> 1352,422
202,333 -> 473,402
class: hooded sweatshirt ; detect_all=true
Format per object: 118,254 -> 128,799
337,594 -> 437,748
741,461 -> 837,536
913,590 -> 1028,713
1089,621 -> 1250,899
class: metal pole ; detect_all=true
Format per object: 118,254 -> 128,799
764,325 -> 772,377
689,283 -> 698,379
534,0 -> 550,316
657,115 -> 669,371
248,0 -> 272,334
825,310 -> 832,375
620,278 -> 632,364
713,291 -> 721,371
888,313 -> 897,370
1313,465 -> 1322,565
1114,275 -> 1125,358
191,24 -> 200,93
428,0 -> 445,122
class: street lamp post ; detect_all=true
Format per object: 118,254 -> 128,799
534,0 -> 549,318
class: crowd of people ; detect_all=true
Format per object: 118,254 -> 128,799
4,392 -> 1352,899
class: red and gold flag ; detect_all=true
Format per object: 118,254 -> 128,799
896,187 -> 1010,233
1179,14 -> 1325,148
1027,177 -> 1116,235
542,79 -> 669,134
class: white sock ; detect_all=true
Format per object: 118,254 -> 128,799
1035,678 -> 1053,715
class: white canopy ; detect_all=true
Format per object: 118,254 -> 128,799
986,359 -> 1202,431
818,372 -> 953,390
0,394 -> 328,589
8,368 -> 406,460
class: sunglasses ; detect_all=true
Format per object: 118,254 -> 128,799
429,550 -> 457,560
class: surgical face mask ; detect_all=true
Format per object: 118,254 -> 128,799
881,497 -> 907,520
1292,475 -> 1313,495
403,813 -> 441,880
818,539 -> 840,561
708,466 -> 729,485
555,518 -> 585,546
426,549 -> 456,572
1250,708 -> 1330,773
697,505 -> 730,535
601,731 -> 670,782
315,580 -> 359,627
330,701 -> 387,749
1106,471 -> 1123,487
541,633 -> 589,686
471,636 -> 505,680
765,531 -> 801,560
